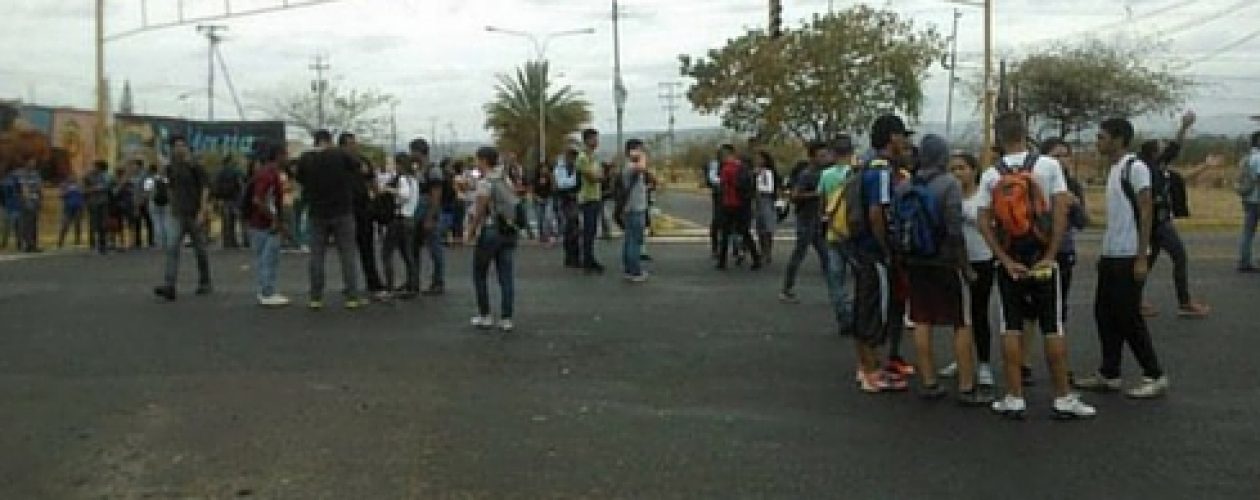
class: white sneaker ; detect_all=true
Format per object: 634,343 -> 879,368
1125,376 -> 1169,399
470,315 -> 494,329
1052,393 -> 1098,419
990,395 -> 1027,419
499,319 -> 515,332
1072,373 -> 1123,392
977,363 -> 995,386
257,294 -> 291,307
628,273 -> 649,283
938,362 -> 959,378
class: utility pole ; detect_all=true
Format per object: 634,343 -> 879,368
310,54 -> 330,131
389,101 -> 398,154
944,8 -> 961,139
613,0 -> 626,161
196,24 -> 227,121
95,0 -> 108,166
982,0 -> 994,164
658,82 -> 682,166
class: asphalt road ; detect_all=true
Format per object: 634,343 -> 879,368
1,219 -> 1259,499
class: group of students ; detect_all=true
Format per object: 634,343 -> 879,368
764,112 -> 1197,420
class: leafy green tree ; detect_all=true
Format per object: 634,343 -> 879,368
679,5 -> 945,143
1010,38 -> 1193,139
484,61 -> 591,166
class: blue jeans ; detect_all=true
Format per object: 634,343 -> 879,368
580,201 -> 602,267
536,196 -> 556,241
416,204 -> 447,287
163,214 -> 211,289
622,210 -> 647,276
825,242 -> 854,335
249,228 -> 281,296
473,229 -> 516,318
150,205 -> 171,250
1241,202 -> 1259,268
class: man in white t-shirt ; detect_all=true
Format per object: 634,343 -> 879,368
1074,118 -> 1169,400
976,112 -> 1094,420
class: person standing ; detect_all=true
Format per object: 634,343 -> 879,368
555,147 -> 582,267
152,135 -> 212,301
212,155 -> 245,249
298,130 -> 363,310
1139,112 -> 1210,318
84,160 -> 112,254
246,142 -> 290,307
14,160 -> 43,252
143,164 -> 172,251
58,174 -> 86,248
779,142 -> 831,302
938,152 -> 997,388
818,135 -> 858,371
752,151 -> 779,265
866,115 -> 916,379
0,170 -> 13,250
901,135 -> 990,405
620,139 -> 653,282
704,152 -> 723,260
1238,131 -> 1260,272
339,133 -> 386,300
577,128 -> 606,273
534,163 -> 557,246
381,154 -> 420,298
1074,118 -> 1170,399
137,163 -> 156,248
411,138 -> 447,296
466,146 -> 519,332
715,144 -> 761,270
978,113 -> 1094,419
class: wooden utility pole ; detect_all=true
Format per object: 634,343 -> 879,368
982,0 -> 994,163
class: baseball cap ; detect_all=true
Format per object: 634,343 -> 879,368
870,114 -> 915,149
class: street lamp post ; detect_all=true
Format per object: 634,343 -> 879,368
944,0 -> 993,163
485,26 -> 594,167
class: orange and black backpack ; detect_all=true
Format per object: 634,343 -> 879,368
990,153 -> 1052,249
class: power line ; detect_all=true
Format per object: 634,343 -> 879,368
214,45 -> 246,120
658,81 -> 682,162
1155,0 -> 1258,39
1181,28 -> 1260,68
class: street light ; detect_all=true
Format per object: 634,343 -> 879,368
485,26 -> 595,167
943,0 -> 993,163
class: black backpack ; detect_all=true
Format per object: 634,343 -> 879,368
372,175 -> 400,225
239,175 -> 258,221
214,167 -> 242,200
152,175 -> 171,206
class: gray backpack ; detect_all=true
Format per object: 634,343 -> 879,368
1236,154 -> 1257,198
488,172 -> 527,237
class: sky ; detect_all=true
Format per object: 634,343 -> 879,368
1,0 -> 1259,146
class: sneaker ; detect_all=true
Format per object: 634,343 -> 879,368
1176,302 -> 1210,319
1237,265 -> 1260,273
640,254 -> 653,261
421,284 -> 445,296
499,319 -> 515,332
886,358 -> 915,377
778,291 -> 800,304
1125,376 -> 1169,399
938,362 -> 959,378
858,371 -> 908,393
308,300 -> 324,311
919,383 -> 947,400
584,263 -> 605,274
977,363 -> 995,387
1072,373 -> 1122,392
371,290 -> 392,302
345,298 -> 363,310
257,294 -> 291,307
957,388 -> 995,407
152,286 -> 176,302
470,315 -> 494,329
1052,393 -> 1097,420
990,395 -> 1027,419
626,273 -> 649,283
1021,365 -> 1035,387
195,284 -> 213,296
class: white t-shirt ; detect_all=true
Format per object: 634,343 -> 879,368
962,192 -> 993,262
976,152 -> 1069,210
396,174 -> 419,217
756,169 -> 775,195
1102,154 -> 1151,257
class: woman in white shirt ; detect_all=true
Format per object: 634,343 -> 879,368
380,159 -> 420,297
940,152 -> 996,387
752,151 -> 779,263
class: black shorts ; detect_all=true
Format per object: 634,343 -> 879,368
907,264 -> 969,328
850,252 -> 891,347
995,262 -> 1064,335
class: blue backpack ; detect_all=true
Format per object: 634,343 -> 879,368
891,173 -> 944,259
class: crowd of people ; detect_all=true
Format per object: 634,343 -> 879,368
695,111 -> 1260,420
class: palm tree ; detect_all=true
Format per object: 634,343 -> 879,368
484,61 -> 591,167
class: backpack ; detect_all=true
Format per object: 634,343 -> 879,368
239,175 -> 259,222
489,172 -> 527,239
891,172 -> 946,259
1168,169 -> 1189,218
372,175 -> 400,225
1236,154 -> 1257,198
990,153 -> 1051,249
152,176 -> 171,207
822,166 -> 855,242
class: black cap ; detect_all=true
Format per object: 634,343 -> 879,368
870,114 -> 914,149
831,134 -> 855,156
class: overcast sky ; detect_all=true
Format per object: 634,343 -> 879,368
2,0 -> 1258,145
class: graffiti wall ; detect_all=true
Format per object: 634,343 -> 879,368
13,105 -> 285,178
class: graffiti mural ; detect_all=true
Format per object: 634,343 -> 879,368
50,109 -> 97,178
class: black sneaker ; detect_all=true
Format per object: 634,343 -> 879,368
153,286 -> 176,302
957,388 -> 995,407
421,284 -> 445,296
195,284 -> 213,296
1021,365 -> 1034,387
919,383 -> 947,400
640,254 -> 653,262
584,263 -> 605,274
